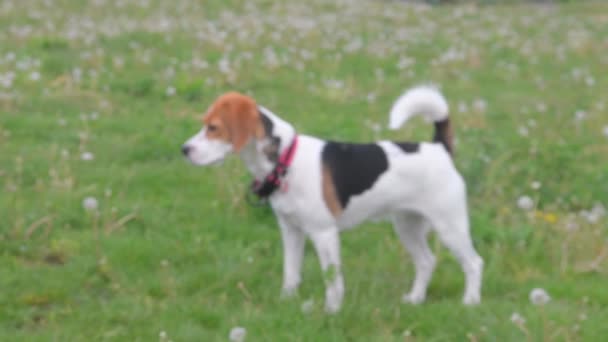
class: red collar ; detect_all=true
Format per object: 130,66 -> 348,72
249,135 -> 299,201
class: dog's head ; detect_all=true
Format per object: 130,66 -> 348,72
182,92 -> 265,166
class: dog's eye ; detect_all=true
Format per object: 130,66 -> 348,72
207,124 -> 218,132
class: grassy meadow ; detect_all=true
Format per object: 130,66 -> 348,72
1,0 -> 608,340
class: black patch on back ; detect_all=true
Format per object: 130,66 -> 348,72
393,142 -> 420,153
322,142 -> 388,209
259,110 -> 281,162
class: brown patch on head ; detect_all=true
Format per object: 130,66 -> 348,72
202,92 -> 265,151
321,163 -> 343,217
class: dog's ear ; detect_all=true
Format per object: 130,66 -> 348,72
209,92 -> 263,152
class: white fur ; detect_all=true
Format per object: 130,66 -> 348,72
184,128 -> 233,165
389,85 -> 448,130
183,86 -> 483,313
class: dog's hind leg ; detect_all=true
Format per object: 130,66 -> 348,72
425,200 -> 484,305
278,216 -> 306,298
309,228 -> 344,313
392,212 -> 436,304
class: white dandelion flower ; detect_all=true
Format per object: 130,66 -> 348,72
536,103 -> 547,113
529,288 -> 551,305
531,181 -> 541,190
229,326 -> 246,342
366,92 -> 376,103
82,196 -> 99,212
591,203 -> 606,218
218,58 -> 231,74
574,110 -> 586,122
457,101 -> 468,113
166,86 -> 176,97
81,152 -> 94,161
510,312 -> 525,325
0,72 -> 15,88
29,71 -> 41,81
517,195 -> 534,211
473,98 -> 487,113
518,126 -> 529,137
581,202 -> 606,224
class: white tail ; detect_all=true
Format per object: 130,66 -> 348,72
388,85 -> 449,130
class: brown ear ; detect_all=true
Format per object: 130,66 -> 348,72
211,92 -> 262,152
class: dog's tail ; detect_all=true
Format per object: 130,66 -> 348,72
388,85 -> 453,155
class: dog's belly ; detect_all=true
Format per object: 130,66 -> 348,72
335,195 -> 399,229
337,212 -> 391,230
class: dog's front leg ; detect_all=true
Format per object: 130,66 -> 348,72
310,229 -> 344,313
278,216 -> 306,299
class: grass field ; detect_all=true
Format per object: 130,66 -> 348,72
1,0 -> 608,340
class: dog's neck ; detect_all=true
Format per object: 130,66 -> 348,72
239,106 -> 296,180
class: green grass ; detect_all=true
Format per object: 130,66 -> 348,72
1,0 -> 608,340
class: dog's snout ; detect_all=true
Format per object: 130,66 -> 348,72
181,145 -> 192,156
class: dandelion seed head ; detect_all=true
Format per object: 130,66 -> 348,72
473,98 -> 487,113
166,86 -> 176,96
229,326 -> 247,342
457,101 -> 468,113
574,110 -> 586,122
81,152 -> 94,161
518,126 -> 529,137
529,288 -> 551,305
82,196 -> 99,211
517,195 -> 534,211
29,71 -> 40,81
510,312 -> 525,325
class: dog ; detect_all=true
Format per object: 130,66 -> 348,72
182,86 -> 483,313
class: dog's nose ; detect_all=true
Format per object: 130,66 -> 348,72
181,145 -> 192,156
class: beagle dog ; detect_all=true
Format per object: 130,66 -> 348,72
182,86 -> 483,313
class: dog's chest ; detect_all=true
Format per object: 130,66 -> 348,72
270,190 -> 332,230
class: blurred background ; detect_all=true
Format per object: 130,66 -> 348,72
1,0 -> 606,341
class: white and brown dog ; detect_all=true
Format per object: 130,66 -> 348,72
182,86 -> 483,313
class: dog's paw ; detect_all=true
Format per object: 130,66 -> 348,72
324,301 -> 341,314
401,292 -> 426,305
280,286 -> 299,300
462,294 -> 481,306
